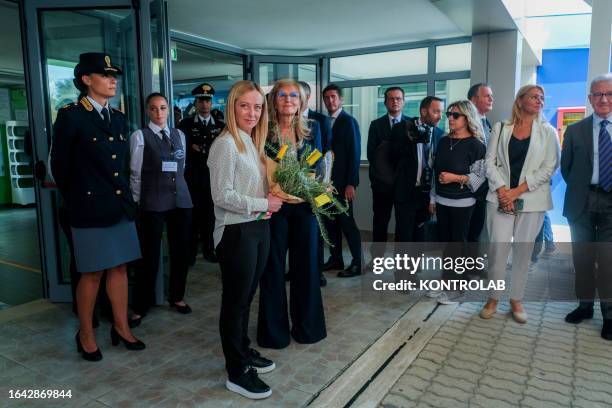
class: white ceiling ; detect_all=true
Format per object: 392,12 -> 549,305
167,0 -> 465,55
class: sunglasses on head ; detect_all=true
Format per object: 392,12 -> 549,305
278,91 -> 299,98
445,111 -> 465,120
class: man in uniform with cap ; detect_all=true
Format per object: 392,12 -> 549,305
178,83 -> 225,264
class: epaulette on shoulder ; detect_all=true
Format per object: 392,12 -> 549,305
61,102 -> 79,110
110,106 -> 123,113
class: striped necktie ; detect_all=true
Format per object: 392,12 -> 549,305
599,119 -> 612,192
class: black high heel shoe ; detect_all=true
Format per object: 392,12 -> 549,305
75,331 -> 102,362
110,326 -> 146,350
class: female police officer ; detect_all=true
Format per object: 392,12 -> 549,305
50,52 -> 145,361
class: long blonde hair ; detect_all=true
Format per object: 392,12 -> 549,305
446,100 -> 484,142
511,84 -> 545,125
223,80 -> 268,159
267,79 -> 311,146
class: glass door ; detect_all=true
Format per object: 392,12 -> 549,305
251,56 -> 320,111
22,0 -> 142,301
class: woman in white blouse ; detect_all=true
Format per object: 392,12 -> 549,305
207,80 -> 283,400
480,84 -> 559,323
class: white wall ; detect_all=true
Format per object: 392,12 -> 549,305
470,30 -> 524,124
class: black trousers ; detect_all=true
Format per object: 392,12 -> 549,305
569,190 -> 612,318
372,188 -> 395,242
436,203 -> 474,242
467,199 -> 486,242
325,200 -> 362,267
257,204 -> 326,349
394,201 -> 427,242
190,185 -> 216,260
436,203 -> 474,281
133,207 -> 192,316
218,220 -> 270,376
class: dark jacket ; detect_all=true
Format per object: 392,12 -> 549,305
50,97 -> 136,228
330,110 -> 361,192
561,115 -> 594,220
308,109 -> 332,153
367,114 -> 406,191
389,119 -> 429,208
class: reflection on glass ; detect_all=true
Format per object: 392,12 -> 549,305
330,48 -> 428,82
339,82 -> 427,160
41,9 -> 140,131
435,78 -> 471,131
435,43 -> 471,73
171,43 -> 244,119
258,63 -> 317,110
40,8 -> 140,284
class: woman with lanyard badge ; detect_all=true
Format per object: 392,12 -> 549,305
50,53 -> 144,361
129,92 -> 193,327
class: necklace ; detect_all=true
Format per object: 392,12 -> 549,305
449,137 -> 464,151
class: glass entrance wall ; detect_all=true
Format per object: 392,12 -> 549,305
323,39 -> 471,161
40,8 -> 141,131
170,42 -> 244,120
340,82 -> 427,160
0,0 -> 43,309
20,0 -> 142,301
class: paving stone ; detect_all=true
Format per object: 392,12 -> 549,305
418,392 -> 469,408
521,395 -> 567,408
523,385 -> 572,406
393,373 -> 431,392
480,373 -> 524,395
470,393 -> 518,408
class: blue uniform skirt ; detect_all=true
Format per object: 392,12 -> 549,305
71,217 -> 141,273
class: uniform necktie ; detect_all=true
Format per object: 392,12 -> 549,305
392,118 -> 399,126
599,119 -> 612,192
160,129 -> 172,149
101,107 -> 111,127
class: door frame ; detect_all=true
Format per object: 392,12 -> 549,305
21,0 -> 146,301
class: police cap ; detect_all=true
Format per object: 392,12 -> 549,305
74,52 -> 123,79
192,83 -> 215,99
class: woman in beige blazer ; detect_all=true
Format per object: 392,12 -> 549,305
480,84 -> 560,323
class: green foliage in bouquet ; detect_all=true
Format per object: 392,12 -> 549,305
266,142 -> 348,246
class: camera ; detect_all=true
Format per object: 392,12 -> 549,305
407,118 -> 433,144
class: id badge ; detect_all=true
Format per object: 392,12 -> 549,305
162,161 -> 178,172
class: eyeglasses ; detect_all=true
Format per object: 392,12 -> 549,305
278,91 -> 300,99
591,92 -> 612,101
445,112 -> 465,120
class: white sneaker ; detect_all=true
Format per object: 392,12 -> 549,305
437,291 -> 463,305
426,290 -> 443,298
226,367 -> 272,400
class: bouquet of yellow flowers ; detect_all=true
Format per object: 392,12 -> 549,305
265,142 -> 348,246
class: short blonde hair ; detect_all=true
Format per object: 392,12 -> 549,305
223,80 -> 268,159
511,84 -> 545,125
446,99 -> 484,142
267,79 -> 311,146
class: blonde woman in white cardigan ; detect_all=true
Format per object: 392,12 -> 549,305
480,84 -> 560,323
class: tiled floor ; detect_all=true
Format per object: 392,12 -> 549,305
0,259 -> 418,408
0,206 -> 42,307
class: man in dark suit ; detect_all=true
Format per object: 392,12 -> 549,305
391,96 -> 443,242
561,74 -> 612,340
367,87 -> 407,257
322,84 -> 362,277
299,81 -> 333,153
467,83 -> 494,243
178,83 -> 224,264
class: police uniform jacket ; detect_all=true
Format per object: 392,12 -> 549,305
179,115 -> 224,191
50,97 -> 136,228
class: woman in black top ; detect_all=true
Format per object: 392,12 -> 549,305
50,53 -> 144,361
430,100 -> 486,243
